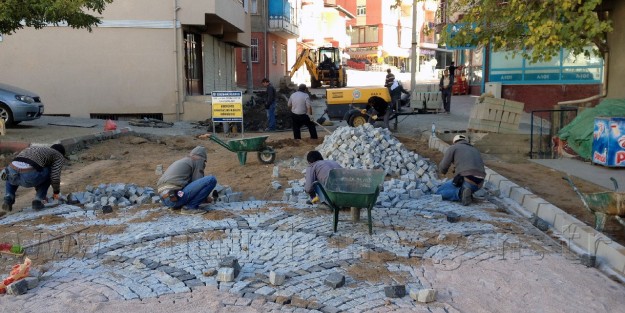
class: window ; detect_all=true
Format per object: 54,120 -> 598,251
349,26 -> 379,44
281,44 -> 286,65
243,38 -> 259,63
272,41 -> 277,64
250,0 -> 258,14
489,46 -> 602,84
184,32 -> 203,95
357,5 -> 366,16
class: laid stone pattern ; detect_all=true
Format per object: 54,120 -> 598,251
0,198 -> 555,312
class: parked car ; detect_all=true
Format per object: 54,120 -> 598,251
0,83 -> 45,126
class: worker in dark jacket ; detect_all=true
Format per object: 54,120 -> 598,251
304,150 -> 342,204
436,135 -> 486,206
363,96 -> 392,129
157,146 -> 217,215
2,144 -> 67,213
262,78 -> 277,131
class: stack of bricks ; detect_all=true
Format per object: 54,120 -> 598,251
467,96 -> 524,133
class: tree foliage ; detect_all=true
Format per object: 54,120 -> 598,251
0,0 -> 113,35
394,0 -> 612,63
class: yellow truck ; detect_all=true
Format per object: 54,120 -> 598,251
326,86 -> 420,129
289,47 -> 347,88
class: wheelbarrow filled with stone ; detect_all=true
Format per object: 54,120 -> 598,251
314,168 -> 385,235
563,175 -> 625,231
208,134 -> 276,165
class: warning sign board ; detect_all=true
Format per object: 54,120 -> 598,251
211,91 -> 243,122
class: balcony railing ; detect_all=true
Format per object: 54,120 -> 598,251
268,0 -> 299,38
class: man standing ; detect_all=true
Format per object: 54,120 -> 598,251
436,135 -> 486,206
2,144 -> 68,214
439,69 -> 453,114
157,146 -> 217,215
287,84 -> 318,140
389,79 -> 410,111
363,96 -> 392,129
304,150 -> 342,204
448,61 -> 458,83
261,78 -> 277,131
384,69 -> 395,88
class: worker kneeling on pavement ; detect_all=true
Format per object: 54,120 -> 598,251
157,146 -> 217,215
364,96 -> 392,129
2,144 -> 68,215
304,150 -> 342,205
436,135 -> 486,206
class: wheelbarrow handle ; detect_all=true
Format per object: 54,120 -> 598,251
562,175 -> 591,213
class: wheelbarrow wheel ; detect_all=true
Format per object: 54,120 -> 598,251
258,147 -> 276,164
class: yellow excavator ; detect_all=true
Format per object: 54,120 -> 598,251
289,47 -> 347,88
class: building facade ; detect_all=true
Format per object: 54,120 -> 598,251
235,0 -> 300,88
0,0 -> 250,122
339,0 -> 444,73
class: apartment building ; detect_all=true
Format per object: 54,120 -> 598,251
0,0 -> 250,121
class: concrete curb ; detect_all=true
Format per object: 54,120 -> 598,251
59,127 -> 133,153
428,135 -> 625,277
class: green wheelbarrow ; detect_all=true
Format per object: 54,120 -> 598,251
563,175 -> 625,231
208,134 -> 276,165
314,168 -> 385,235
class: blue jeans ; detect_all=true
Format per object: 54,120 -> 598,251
313,183 -> 330,205
436,180 -> 480,201
266,101 -> 276,130
161,176 -> 217,209
4,166 -> 51,204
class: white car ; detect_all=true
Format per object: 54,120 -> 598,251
0,83 -> 45,126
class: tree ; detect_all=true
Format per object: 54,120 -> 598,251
394,0 -> 613,62
0,0 -> 113,35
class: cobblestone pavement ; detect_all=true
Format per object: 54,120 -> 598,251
0,195 -> 623,312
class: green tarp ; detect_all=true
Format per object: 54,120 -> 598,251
558,98 -> 625,159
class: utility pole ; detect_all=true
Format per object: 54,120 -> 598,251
410,0 -> 420,94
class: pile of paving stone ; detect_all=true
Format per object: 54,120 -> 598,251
281,125 -> 443,206
67,183 -> 244,210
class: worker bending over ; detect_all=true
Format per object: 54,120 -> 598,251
304,150 -> 342,205
2,144 -> 68,215
363,96 -> 392,129
157,146 -> 217,215
436,135 -> 486,206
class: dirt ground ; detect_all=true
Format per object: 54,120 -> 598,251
1,130 -> 621,245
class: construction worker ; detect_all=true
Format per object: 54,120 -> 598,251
157,146 -> 217,215
439,69 -> 453,114
2,144 -> 68,214
363,96 -> 392,129
436,135 -> 486,206
384,69 -> 395,88
304,150 -> 342,205
389,79 -> 410,111
287,84 -> 318,140
261,78 -> 277,131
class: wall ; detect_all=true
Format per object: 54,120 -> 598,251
0,26 -> 176,118
502,85 -> 601,112
606,1 -> 625,99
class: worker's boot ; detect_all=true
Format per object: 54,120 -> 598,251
461,187 -> 472,206
32,199 -> 44,211
2,197 -> 13,212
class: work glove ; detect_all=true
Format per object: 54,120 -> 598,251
360,109 -> 367,115
372,115 -> 378,120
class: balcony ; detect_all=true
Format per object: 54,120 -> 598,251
177,0 -> 250,47
268,0 -> 300,39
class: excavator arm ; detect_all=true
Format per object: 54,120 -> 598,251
289,49 -> 319,81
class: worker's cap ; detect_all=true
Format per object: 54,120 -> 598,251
453,134 -> 467,143
50,144 -> 69,160
190,146 -> 207,160
298,84 -> 307,92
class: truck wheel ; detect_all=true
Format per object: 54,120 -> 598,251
349,113 -> 367,128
